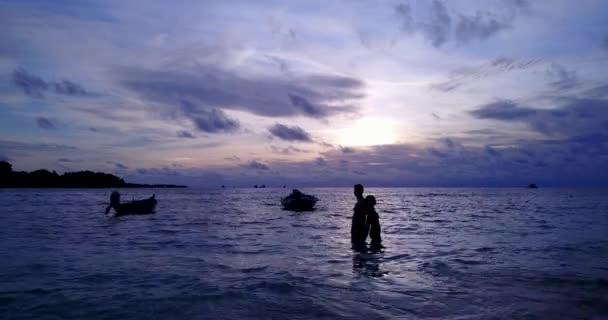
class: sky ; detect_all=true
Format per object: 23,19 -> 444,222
1,0 -> 608,187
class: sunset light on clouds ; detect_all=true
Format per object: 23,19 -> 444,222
1,0 -> 608,187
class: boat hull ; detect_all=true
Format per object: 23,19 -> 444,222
281,196 -> 318,211
113,197 -> 157,216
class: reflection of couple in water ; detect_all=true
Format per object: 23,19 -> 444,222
351,184 -> 383,251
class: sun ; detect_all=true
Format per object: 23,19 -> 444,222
336,118 -> 398,147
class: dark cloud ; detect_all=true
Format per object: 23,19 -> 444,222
0,140 -> 77,152
12,68 -> 88,98
423,0 -> 452,47
546,64 -> 578,90
136,167 -> 180,176
245,160 -> 270,171
429,148 -> 448,158
224,155 -> 241,162
395,1 -> 521,48
12,68 -> 89,98
268,123 -> 312,142
286,94 -> 327,117
12,68 -> 48,98
340,146 -> 356,154
306,134 -> 608,186
53,80 -> 87,95
455,12 -> 511,43
107,161 -> 129,170
177,130 -> 195,138
114,163 -> 128,170
395,3 -> 415,32
504,0 -> 529,9
57,158 -> 73,163
464,128 -> 503,135
117,66 -> 363,121
36,117 -> 56,130
443,138 -> 456,149
181,101 -> 239,133
470,98 -> 608,136
485,145 -> 501,157
431,57 -> 540,92
584,84 -> 608,99
270,145 -> 308,155
470,100 -> 536,120
431,112 -> 441,120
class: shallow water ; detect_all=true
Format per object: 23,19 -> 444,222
1,188 -> 608,319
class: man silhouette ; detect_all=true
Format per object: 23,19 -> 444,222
351,184 -> 367,247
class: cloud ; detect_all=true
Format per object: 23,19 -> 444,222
485,145 -> 501,157
470,99 -> 537,120
57,158 -> 74,163
546,64 -> 577,90
429,148 -> 448,158
12,68 -> 89,98
107,161 -> 129,170
443,138 -> 456,148
224,155 -> 241,162
116,65 -> 363,120
245,160 -> 270,170
0,140 -> 78,152
340,146 -> 356,153
455,11 -> 511,43
423,0 -> 452,47
114,163 -> 128,169
53,80 -> 87,95
177,130 -> 195,138
180,101 -> 239,133
395,1 -> 521,48
270,145 -> 308,155
307,134 -> 608,186
12,68 -> 48,98
268,123 -> 312,142
36,117 -> 56,130
431,57 -> 540,92
395,3 -> 415,32
470,97 -> 608,136
503,0 -> 529,10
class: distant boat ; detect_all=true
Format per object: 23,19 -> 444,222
105,191 -> 157,216
528,183 -> 538,189
281,189 -> 318,211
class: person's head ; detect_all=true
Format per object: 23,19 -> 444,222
354,184 -> 364,198
110,190 -> 121,205
365,195 -> 376,207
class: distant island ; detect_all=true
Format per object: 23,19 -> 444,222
0,161 -> 186,188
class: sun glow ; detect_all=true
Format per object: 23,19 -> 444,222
336,118 -> 398,147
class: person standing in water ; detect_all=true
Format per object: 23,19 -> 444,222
364,195 -> 382,249
351,184 -> 367,247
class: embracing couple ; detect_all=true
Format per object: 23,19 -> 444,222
351,184 -> 382,249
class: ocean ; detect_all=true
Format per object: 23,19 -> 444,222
1,188 -> 607,319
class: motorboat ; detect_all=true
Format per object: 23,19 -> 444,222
105,191 -> 157,215
281,189 -> 318,211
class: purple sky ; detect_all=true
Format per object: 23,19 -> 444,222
1,0 -> 608,187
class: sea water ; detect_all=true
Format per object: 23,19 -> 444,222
1,188 -> 607,319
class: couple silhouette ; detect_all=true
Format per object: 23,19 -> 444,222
351,184 -> 382,250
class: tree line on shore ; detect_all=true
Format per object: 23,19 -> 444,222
0,161 -> 186,188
